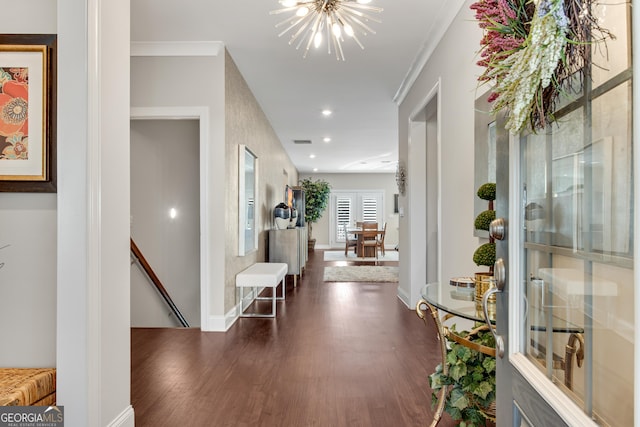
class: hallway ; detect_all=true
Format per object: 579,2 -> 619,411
131,250 -> 453,426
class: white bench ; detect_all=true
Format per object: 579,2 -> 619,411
236,262 -> 288,318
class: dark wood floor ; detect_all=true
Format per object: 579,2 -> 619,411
131,249 -> 455,426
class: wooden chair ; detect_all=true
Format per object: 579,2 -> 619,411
343,224 -> 357,256
360,222 -> 379,259
376,222 -> 387,257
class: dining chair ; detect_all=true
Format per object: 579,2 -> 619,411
360,222 -> 379,259
375,222 -> 387,257
343,224 -> 357,256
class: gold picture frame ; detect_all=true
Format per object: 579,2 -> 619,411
0,34 -> 56,192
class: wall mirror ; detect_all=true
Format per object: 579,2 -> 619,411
474,89 -> 496,237
238,145 -> 258,255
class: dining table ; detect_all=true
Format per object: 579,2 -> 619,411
346,227 -> 385,258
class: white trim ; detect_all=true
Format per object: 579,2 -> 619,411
206,302 -> 255,332
508,132 -> 522,356
87,0 -> 102,423
131,106 -> 207,121
633,0 -> 640,423
396,286 -> 410,309
393,0 -> 466,105
511,354 -> 598,427
130,106 -> 211,332
106,406 -> 135,427
130,41 -> 223,57
407,79 -> 442,307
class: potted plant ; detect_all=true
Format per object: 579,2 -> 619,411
473,183 -> 496,307
299,177 -> 331,251
429,324 -> 497,427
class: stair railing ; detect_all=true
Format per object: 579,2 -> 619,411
130,238 -> 190,327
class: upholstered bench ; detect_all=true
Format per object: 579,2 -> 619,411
236,262 -> 288,318
0,368 -> 56,406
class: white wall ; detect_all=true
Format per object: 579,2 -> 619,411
0,0 -> 57,368
130,119 -> 201,327
131,48 -> 298,328
224,50 -> 299,314
58,0 -> 133,425
299,173 -> 399,248
131,52 -> 227,331
398,1 -> 483,306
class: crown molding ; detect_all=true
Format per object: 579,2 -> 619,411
393,0 -> 467,105
130,41 -> 224,57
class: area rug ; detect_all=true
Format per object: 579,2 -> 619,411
323,266 -> 399,283
323,250 -> 399,262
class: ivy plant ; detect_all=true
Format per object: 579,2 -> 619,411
429,324 -> 496,427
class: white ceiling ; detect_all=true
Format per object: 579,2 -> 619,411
131,0 -> 464,173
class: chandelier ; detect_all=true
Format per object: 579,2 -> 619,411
270,0 -> 383,61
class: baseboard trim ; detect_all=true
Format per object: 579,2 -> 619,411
396,286 -> 411,309
204,289 -> 262,331
107,405 -> 134,427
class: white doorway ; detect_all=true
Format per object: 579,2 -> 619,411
406,83 -> 440,307
130,119 -> 201,327
329,190 -> 384,247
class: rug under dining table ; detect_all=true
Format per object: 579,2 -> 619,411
323,266 -> 399,283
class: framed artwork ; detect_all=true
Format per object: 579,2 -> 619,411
0,34 -> 57,193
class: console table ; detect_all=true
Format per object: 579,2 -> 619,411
416,282 -> 585,426
268,227 -> 307,287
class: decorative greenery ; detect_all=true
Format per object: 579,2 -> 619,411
476,182 -> 496,201
473,242 -> 497,267
299,178 -> 331,238
474,210 -> 496,232
474,183 -> 496,268
471,0 -> 613,134
429,325 -> 496,426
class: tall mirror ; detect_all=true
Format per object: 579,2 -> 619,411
474,89 -> 496,237
238,145 -> 258,255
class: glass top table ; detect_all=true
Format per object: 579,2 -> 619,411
417,282 -> 586,427
420,282 -> 584,334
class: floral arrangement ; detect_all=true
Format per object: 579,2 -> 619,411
0,68 -> 29,160
471,0 -> 612,134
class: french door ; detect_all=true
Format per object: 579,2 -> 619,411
493,3 -> 634,425
330,191 -> 383,246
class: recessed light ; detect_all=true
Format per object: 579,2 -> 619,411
310,154 -> 316,159
323,137 -> 331,143
322,109 -> 332,116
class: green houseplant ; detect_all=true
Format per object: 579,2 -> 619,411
473,183 -> 496,271
299,177 -> 331,251
429,325 -> 496,427
473,182 -> 497,314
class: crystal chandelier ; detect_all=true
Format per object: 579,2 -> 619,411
270,0 -> 383,61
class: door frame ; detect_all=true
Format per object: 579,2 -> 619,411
131,106 -> 210,330
329,190 -> 385,247
403,80 -> 441,308
499,129 -> 597,426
